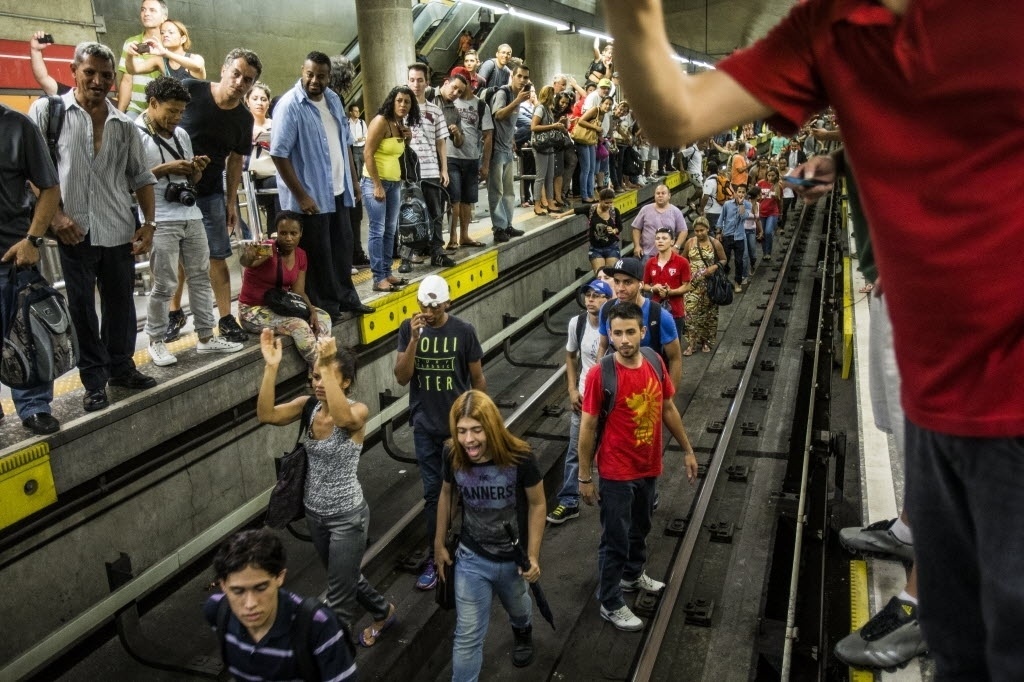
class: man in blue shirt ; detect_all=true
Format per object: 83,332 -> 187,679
717,184 -> 752,293
272,51 -> 372,320
596,257 -> 683,390
204,528 -> 356,681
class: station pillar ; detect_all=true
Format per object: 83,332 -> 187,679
355,0 -> 415,118
523,22 -> 563,90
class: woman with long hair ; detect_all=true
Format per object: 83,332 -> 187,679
530,85 -> 565,215
575,97 -> 610,203
435,390 -> 547,681
682,216 -> 728,354
245,82 -> 278,228
257,333 -> 397,647
362,85 -> 419,292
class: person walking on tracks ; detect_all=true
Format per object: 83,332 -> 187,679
577,302 -> 697,631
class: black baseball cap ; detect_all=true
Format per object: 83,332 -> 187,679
603,257 -> 643,281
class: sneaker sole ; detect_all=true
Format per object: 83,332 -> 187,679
149,356 -> 177,367
415,580 -> 437,591
546,510 -> 579,525
619,582 -> 665,594
838,536 -> 914,563
600,610 -> 643,632
196,347 -> 242,354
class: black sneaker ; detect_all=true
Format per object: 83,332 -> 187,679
834,596 -> 927,670
398,259 -> 413,274
164,309 -> 187,343
218,315 -> 248,343
546,505 -> 579,525
493,230 -> 510,244
431,253 -> 456,268
108,368 -> 157,390
511,626 -> 534,667
507,227 -> 525,237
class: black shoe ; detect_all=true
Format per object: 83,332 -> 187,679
353,252 -> 370,266
108,368 -> 157,390
431,253 -> 456,267
218,315 -> 248,343
493,230 -> 510,244
343,303 -> 374,315
23,412 -> 60,435
398,259 -> 413,274
511,626 -> 534,667
164,309 -> 187,343
507,227 -> 525,237
83,388 -> 109,412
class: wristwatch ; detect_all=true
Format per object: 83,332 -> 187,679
27,235 -> 45,247
142,220 -> 157,229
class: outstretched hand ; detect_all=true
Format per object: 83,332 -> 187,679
790,156 -> 837,204
315,336 -> 337,367
260,328 -> 283,367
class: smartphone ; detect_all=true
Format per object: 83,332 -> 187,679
39,34 -> 55,44
136,43 -> 151,54
782,175 -> 829,187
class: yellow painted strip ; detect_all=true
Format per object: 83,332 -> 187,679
613,191 -> 637,214
359,250 -> 498,344
0,442 -> 56,529
849,559 -> 874,682
664,171 -> 683,189
842,256 -> 854,380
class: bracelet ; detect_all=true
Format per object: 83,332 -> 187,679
577,478 -> 593,484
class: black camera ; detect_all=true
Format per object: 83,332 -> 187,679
165,181 -> 197,207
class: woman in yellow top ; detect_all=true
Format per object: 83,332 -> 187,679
362,86 -> 419,292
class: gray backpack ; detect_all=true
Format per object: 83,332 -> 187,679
1,268 -> 79,389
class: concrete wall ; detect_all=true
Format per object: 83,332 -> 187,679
93,0 -> 360,96
0,1 -> 98,44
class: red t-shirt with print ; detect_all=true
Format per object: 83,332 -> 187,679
582,353 -> 675,481
643,252 -> 691,319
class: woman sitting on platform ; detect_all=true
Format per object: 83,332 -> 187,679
239,211 -> 330,366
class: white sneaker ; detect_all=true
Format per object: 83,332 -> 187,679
196,336 -> 244,354
148,341 -> 177,367
620,572 -> 665,594
600,604 -> 644,631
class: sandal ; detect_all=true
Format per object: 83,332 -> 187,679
533,208 -> 549,216
387,276 -> 409,286
373,281 -> 397,292
858,283 -> 874,294
359,603 -> 397,648
460,239 -> 486,247
445,241 -> 459,251
702,343 -> 712,353
683,347 -> 694,357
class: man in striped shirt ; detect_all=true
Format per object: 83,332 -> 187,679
29,41 -> 159,414
204,529 -> 357,681
115,0 -> 167,118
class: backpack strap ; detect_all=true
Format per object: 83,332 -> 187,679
596,353 -> 618,452
476,98 -> 485,130
296,396 -> 316,447
573,312 -> 587,353
638,346 -> 664,384
45,95 -> 66,168
645,300 -> 663,359
291,597 -> 321,682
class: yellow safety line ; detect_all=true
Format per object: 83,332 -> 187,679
841,255 -> 854,380
849,559 -> 874,682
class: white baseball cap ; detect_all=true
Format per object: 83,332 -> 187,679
418,275 -> 450,307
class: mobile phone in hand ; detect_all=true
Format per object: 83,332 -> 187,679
136,43 -> 151,54
782,175 -> 829,187
39,34 -> 55,44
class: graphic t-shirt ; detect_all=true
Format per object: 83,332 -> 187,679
179,79 -> 253,196
397,315 -> 483,435
644,252 -> 692,319
449,97 -> 493,161
443,453 -> 542,561
582,354 -> 675,481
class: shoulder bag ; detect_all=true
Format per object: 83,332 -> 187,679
265,397 -> 317,529
435,453 -> 461,611
571,120 -> 598,146
697,240 -> 734,306
263,251 -> 311,319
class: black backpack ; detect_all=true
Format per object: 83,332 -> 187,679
481,84 -> 511,111
600,299 -> 665,360
622,146 -> 643,177
397,181 -> 432,250
1,268 -> 79,389
595,346 -> 664,449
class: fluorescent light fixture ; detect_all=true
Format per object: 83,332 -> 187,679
458,0 -> 509,15
507,6 -> 570,31
671,54 -> 691,64
578,28 -> 613,42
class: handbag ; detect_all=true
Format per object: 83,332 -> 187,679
435,461 -> 460,611
596,140 -> 610,161
263,251 -> 311,318
698,241 -> 733,306
265,397 -> 317,529
570,122 -> 598,146
248,142 -> 277,179
531,129 -> 571,154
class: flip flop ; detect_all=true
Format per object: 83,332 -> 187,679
372,282 -> 397,292
683,347 -> 694,357
702,344 -> 712,353
387,276 -> 409,286
359,604 -> 397,648
445,241 -> 459,251
858,283 -> 874,294
460,240 -> 486,247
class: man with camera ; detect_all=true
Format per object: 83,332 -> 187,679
135,76 -> 243,367
29,41 -> 159,413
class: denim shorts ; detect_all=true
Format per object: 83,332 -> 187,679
447,157 -> 480,204
588,243 -> 621,261
197,192 -> 233,260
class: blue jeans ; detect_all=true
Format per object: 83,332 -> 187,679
744,230 -> 758,273
577,144 -> 597,200
556,410 -> 582,507
414,426 -> 448,556
761,215 -> 777,256
906,422 -> 1024,680
452,544 -> 532,682
597,477 -> 657,610
487,151 -> 516,232
0,264 -> 54,420
306,501 -> 390,630
362,177 -> 402,284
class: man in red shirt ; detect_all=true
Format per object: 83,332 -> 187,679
605,1 -> 1024,677
577,302 -> 696,632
